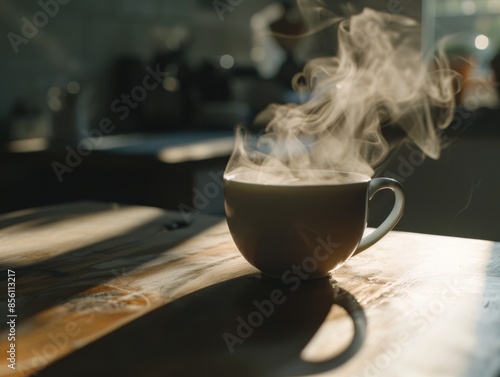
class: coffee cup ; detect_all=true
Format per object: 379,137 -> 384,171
224,170 -> 405,279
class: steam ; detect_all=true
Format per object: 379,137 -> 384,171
225,7 -> 457,184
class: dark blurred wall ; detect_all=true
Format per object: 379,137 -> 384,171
0,0 -> 421,119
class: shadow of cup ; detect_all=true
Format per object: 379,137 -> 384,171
39,275 -> 366,377
222,275 -> 367,376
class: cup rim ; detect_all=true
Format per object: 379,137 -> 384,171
224,170 -> 371,186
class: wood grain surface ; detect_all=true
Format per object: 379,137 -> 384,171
0,202 -> 498,377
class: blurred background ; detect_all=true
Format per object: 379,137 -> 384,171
0,0 -> 499,241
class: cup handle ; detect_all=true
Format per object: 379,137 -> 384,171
353,178 -> 405,256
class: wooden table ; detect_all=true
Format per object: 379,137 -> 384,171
0,202 -> 499,377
